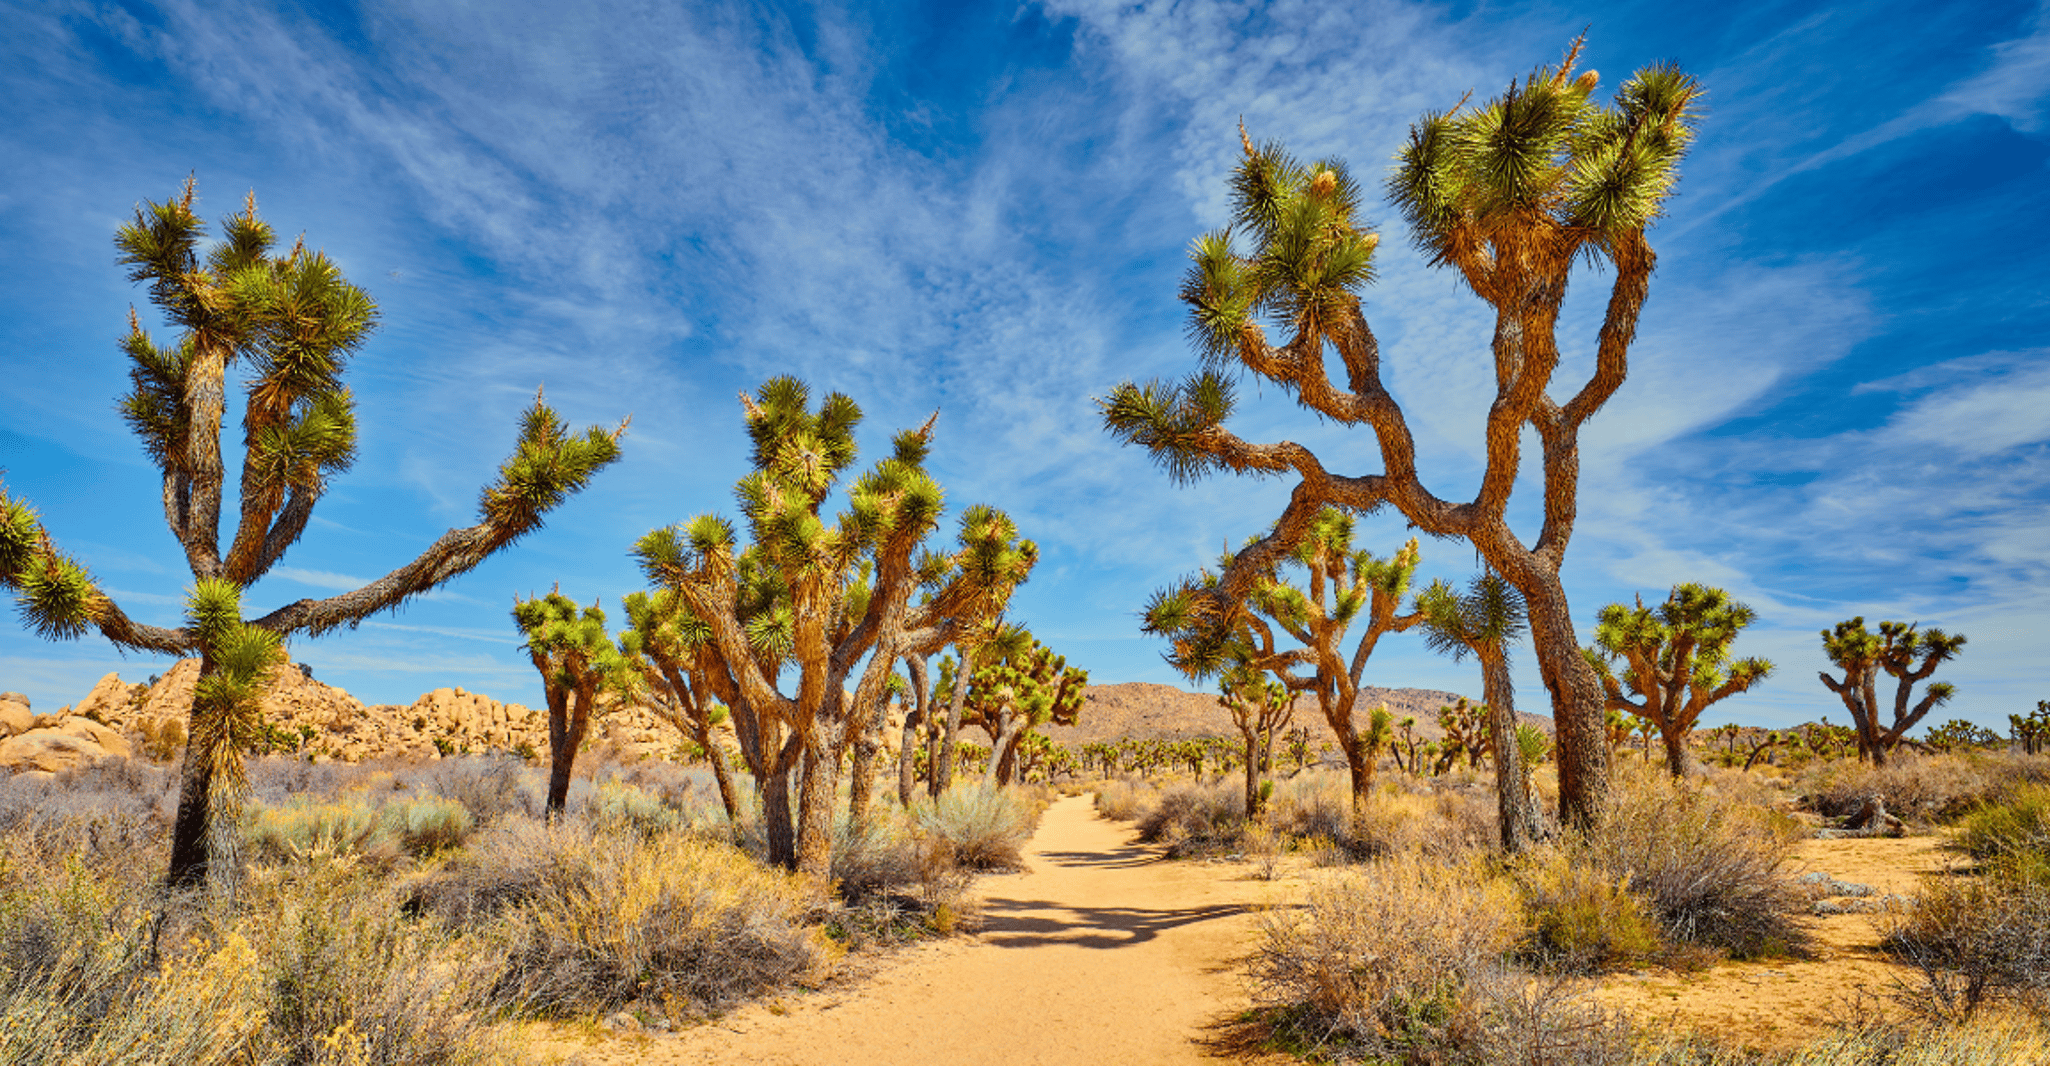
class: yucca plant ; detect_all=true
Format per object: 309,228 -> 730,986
1588,582 -> 1774,778
0,180 -> 625,888
1102,40 -> 1702,827
1416,572 -> 1537,850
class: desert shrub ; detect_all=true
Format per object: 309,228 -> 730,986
830,812 -> 921,902
1631,1016 -> 2049,1065
381,795 -> 475,855
413,756 -> 537,824
240,866 -> 509,1066
1134,780 -> 1243,857
1587,774 -> 1811,959
404,817 -> 588,927
583,777 -> 687,838
912,785 -> 1035,871
1801,753 -> 1994,824
1092,777 -> 1153,821
244,799 -> 397,867
1948,783 -> 2050,885
1250,857 -> 1629,1063
483,830 -> 824,1020
1881,871 -> 2050,1021
1514,848 -> 1662,972
0,775 -> 162,859
1267,771 -> 1353,846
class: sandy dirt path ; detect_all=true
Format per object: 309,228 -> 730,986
545,795 -> 1292,1066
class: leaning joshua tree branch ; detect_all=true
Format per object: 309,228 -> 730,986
1102,43 -> 1702,827
2,181 -> 625,890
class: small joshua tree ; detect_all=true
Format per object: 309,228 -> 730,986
618,588 -> 743,822
955,632 -> 1088,787
1145,508 -> 1419,816
1415,572 -> 1536,850
1102,42 -> 1703,828
1590,583 -> 1774,778
1219,666 -> 1293,817
2013,702 -> 2049,756
1819,617 -> 1967,766
1436,697 -> 1491,773
514,590 -> 638,818
0,181 -> 623,888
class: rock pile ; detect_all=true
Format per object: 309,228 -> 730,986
3,659 -> 701,770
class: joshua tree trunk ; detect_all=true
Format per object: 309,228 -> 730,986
983,714 -> 1023,786
794,732 -> 838,880
544,684 -> 594,819
934,652 -> 971,796
1480,649 -> 1534,852
761,763 -> 796,868
1343,731 -> 1374,816
1522,573 -> 1609,829
898,656 -> 929,807
1661,723 -> 1694,778
1240,722 -> 1265,818
703,737 -> 742,824
165,652 -> 220,889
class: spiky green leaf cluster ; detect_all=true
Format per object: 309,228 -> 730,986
1594,582 -> 1772,697
1098,373 -> 1239,486
0,485 -> 103,641
1415,571 -> 1527,664
480,394 -> 626,536
514,589 -> 639,698
1389,44 -> 1701,271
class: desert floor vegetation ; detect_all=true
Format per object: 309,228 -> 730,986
0,751 -> 1041,1064
1090,747 -> 2050,1063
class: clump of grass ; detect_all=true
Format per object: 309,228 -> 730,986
1801,753 -> 1997,824
1586,772 -> 1812,959
477,827 -> 826,1020
584,776 -> 689,838
243,794 -> 476,866
1249,856 -> 1628,1063
1092,777 -> 1153,821
1514,847 -> 1663,973
912,785 -> 1035,871
1632,1015 -> 2050,1065
1881,870 -> 2050,1022
1947,783 -> 2050,885
1134,781 -> 1243,857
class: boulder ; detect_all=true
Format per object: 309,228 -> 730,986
0,692 -> 26,708
70,673 -> 134,724
49,715 -> 134,759
0,730 -> 113,773
0,699 -> 31,738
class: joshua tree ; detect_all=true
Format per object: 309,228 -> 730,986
1101,42 -> 1702,828
955,633 -> 1088,786
1436,697 -> 1492,773
1819,617 -> 1966,766
2012,702 -> 2049,756
1415,572 -> 1537,850
1219,667 -> 1293,817
1589,583 -> 1774,779
0,182 -> 623,888
846,671 -> 907,820
632,378 -> 1034,879
514,590 -> 638,818
895,654 -> 934,806
1146,508 -> 1420,816
617,588 -> 743,822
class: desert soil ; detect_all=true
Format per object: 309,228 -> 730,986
536,794 -> 1295,1065
1590,835 -> 1952,1052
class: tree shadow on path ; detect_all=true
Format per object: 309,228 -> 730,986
975,897 -> 1253,950
1033,845 -> 1160,870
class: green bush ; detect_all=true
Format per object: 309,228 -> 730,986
1134,781 -> 1243,857
1949,783 -> 2050,886
1515,849 -> 1663,972
912,785 -> 1035,871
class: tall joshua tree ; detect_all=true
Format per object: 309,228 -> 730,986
514,590 -> 639,818
1102,42 -> 1702,827
1415,572 -> 1537,851
633,378 -> 1034,879
1820,617 -> 1966,766
1147,507 -> 1420,815
0,181 -> 623,887
1589,583 -> 1774,779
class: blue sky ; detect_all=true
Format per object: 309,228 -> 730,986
2,0 -> 2045,735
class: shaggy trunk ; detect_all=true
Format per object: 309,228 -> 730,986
761,763 -> 796,868
165,651 -> 219,891
1661,722 -> 1693,779
1521,572 -> 1608,829
898,656 -> 929,807
1240,722 -> 1264,819
1344,733 -> 1375,818
983,714 -> 1022,787
794,732 -> 838,882
933,655 -> 971,796
703,737 -> 742,824
1480,650 -> 1533,853
544,685 -> 592,819
848,730 -> 878,823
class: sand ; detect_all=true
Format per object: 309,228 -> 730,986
537,794 -> 1294,1065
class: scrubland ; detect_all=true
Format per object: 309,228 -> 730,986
0,755 -> 1041,1066
1095,748 -> 2050,1065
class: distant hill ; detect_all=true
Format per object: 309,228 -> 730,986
1041,681 -> 1553,747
